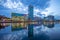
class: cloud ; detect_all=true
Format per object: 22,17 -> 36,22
1,0 -> 27,14
20,0 -> 50,9
0,0 -> 7,5
1,0 -> 49,17
34,8 -> 46,17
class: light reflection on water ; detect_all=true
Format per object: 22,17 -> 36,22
0,24 -> 60,40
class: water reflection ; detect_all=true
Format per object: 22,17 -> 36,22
0,22 -> 60,40
0,21 -> 55,29
0,25 -> 50,40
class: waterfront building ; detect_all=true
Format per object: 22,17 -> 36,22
12,13 -> 28,31
43,15 -> 54,28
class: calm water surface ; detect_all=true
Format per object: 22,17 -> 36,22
0,24 -> 60,40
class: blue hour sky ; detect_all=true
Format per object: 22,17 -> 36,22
0,0 -> 60,39
0,0 -> 60,18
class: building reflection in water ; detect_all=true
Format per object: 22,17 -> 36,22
0,14 -> 58,40
0,21 -> 55,29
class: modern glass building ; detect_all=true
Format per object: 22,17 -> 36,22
28,5 -> 34,40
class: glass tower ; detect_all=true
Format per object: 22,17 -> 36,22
28,5 -> 34,40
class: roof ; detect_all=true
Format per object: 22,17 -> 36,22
12,13 -> 27,16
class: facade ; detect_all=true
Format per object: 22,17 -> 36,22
12,13 -> 28,31
43,15 -> 54,28
28,5 -> 34,40
44,15 -> 54,21
0,15 -> 10,29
